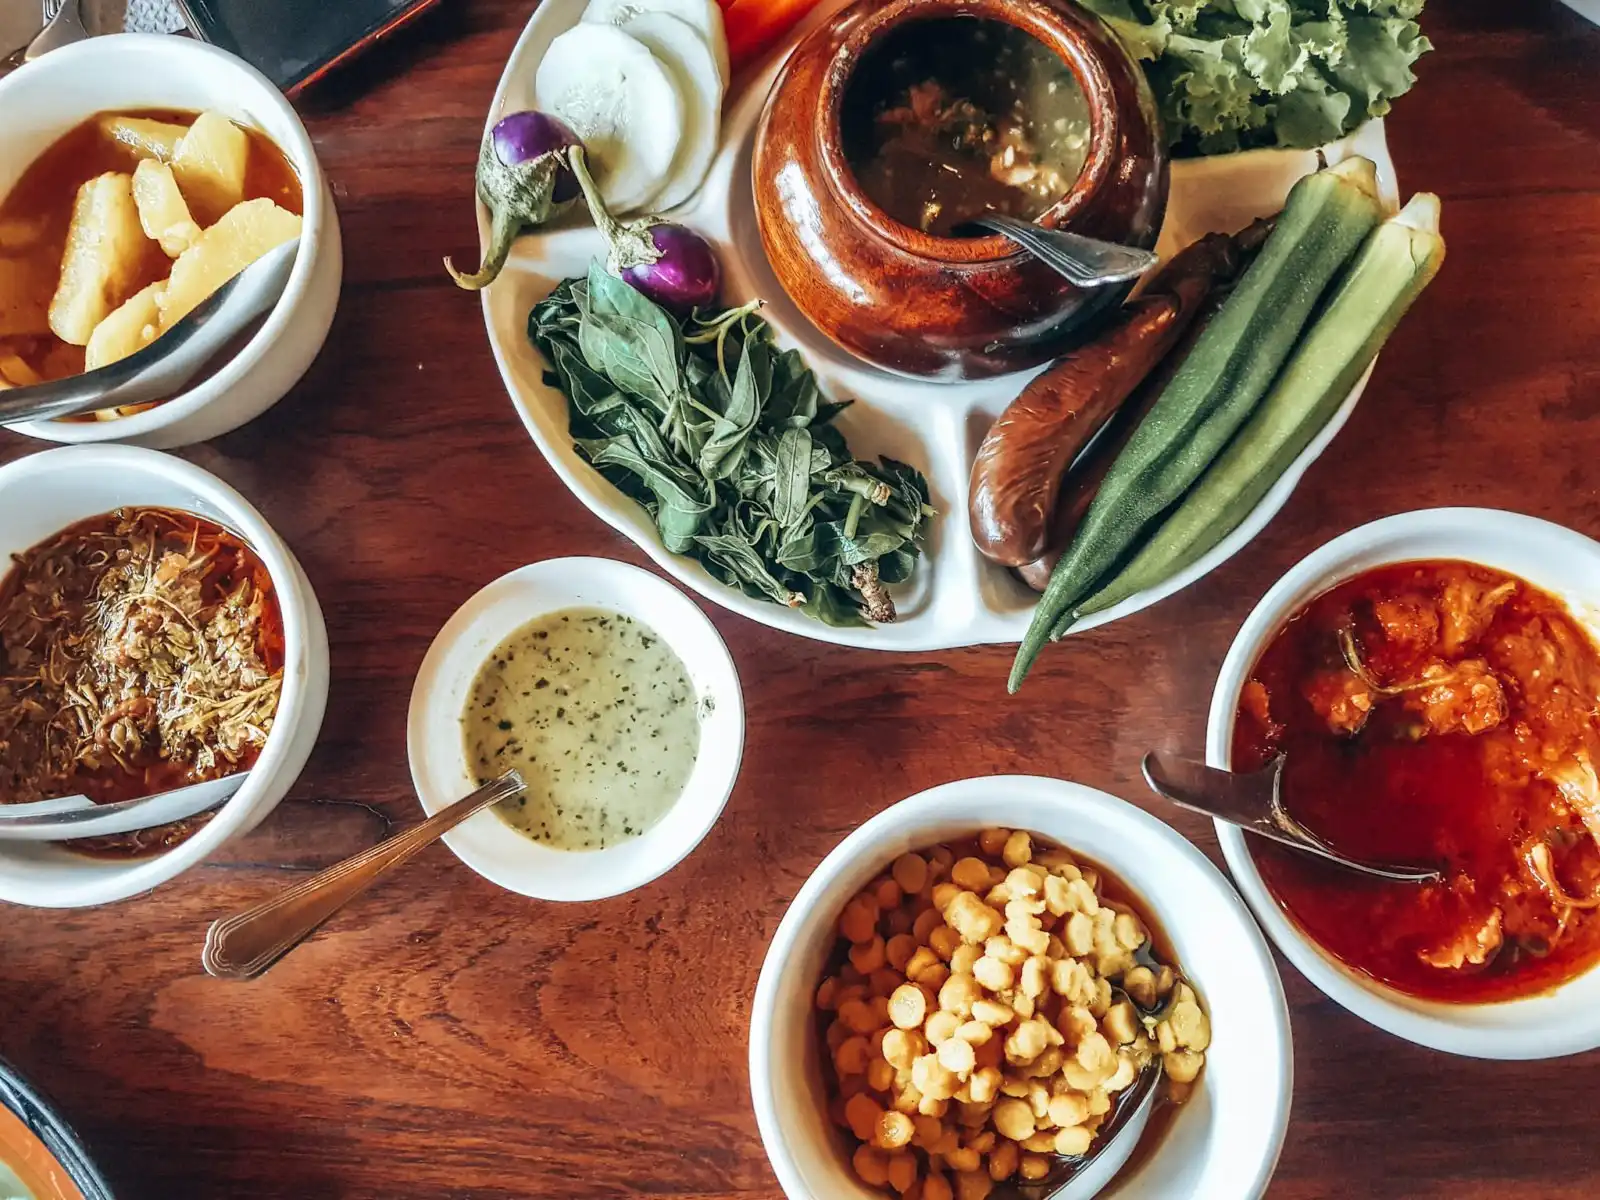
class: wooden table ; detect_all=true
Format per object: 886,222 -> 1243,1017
2,1 -> 1598,1196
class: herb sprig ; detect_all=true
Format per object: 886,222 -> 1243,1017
530,264 -> 933,626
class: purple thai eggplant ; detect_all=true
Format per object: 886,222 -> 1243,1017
445,110 -> 582,291
567,145 -> 721,315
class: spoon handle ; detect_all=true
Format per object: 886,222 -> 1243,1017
0,237 -> 298,426
201,771 -> 525,981
1140,751 -> 1442,884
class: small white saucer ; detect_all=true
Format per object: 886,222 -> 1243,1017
407,557 -> 744,901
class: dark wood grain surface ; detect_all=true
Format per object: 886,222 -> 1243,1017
2,1 -> 1598,1196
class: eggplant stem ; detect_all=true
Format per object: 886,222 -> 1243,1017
445,206 -> 520,291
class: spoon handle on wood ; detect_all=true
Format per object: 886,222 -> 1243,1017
201,771 -> 526,981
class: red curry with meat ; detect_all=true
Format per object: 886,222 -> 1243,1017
1233,560 -> 1600,1002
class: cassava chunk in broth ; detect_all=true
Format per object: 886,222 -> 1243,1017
0,107 -> 301,414
1234,559 -> 1600,1002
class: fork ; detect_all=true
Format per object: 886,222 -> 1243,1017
26,0 -> 84,60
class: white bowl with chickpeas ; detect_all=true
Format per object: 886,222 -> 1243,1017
0,34 -> 341,448
750,776 -> 1293,1200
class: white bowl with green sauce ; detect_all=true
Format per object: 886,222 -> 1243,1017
407,557 -> 743,900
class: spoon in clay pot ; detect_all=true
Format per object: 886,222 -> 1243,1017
957,214 -> 1159,288
1141,750 -> 1443,884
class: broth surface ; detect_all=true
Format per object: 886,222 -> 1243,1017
1234,560 -> 1600,1002
461,608 -> 701,851
842,18 -> 1091,237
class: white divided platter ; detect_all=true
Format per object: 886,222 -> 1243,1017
478,0 -> 1400,650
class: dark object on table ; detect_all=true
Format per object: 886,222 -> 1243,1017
177,0 -> 442,96
0,1056 -> 115,1200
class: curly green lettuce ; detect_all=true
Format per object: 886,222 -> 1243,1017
1081,0 -> 1432,155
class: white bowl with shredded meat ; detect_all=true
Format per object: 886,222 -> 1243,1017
0,445 -> 328,907
1210,507 -> 1600,1059
750,775 -> 1293,1200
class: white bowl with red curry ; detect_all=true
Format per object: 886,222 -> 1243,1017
0,445 -> 329,907
0,34 -> 341,448
1210,508 -> 1600,1058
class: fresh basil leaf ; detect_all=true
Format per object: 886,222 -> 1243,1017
694,533 -> 804,607
771,427 -> 814,530
698,335 -> 768,480
803,584 -> 867,628
584,436 -> 711,553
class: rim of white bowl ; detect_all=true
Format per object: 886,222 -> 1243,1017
750,775 -> 1294,1200
1208,507 -> 1600,1059
406,557 -> 745,901
0,33 -> 327,444
0,445 -> 317,905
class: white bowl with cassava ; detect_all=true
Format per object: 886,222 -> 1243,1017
0,33 -> 341,448
0,448 -> 328,908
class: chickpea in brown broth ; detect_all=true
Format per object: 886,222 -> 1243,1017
814,828 -> 1208,1199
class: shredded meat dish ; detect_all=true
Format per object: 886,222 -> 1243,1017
1234,560 -> 1600,1002
0,508 -> 282,856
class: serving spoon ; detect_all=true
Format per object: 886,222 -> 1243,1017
1141,750 -> 1443,884
0,772 -> 246,841
202,770 -> 527,980
991,1059 -> 1163,1200
958,214 -> 1158,288
0,237 -> 300,426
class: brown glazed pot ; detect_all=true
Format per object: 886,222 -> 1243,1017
752,0 -> 1168,381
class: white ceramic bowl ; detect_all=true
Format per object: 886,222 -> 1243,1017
0,33 -> 342,449
407,557 -> 744,901
1209,508 -> 1600,1059
0,445 -> 330,907
750,775 -> 1293,1199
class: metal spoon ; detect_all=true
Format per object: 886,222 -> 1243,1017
959,214 -> 1158,287
201,770 -> 526,980
1141,750 -> 1443,884
23,0 -> 83,62
991,1059 -> 1163,1200
0,773 -> 246,841
0,237 -> 300,427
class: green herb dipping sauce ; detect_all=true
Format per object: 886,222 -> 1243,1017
460,607 -> 701,850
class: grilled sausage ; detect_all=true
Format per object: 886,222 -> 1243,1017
968,233 -> 1242,568
1013,288 -> 1227,591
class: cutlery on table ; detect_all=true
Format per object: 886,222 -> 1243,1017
0,238 -> 301,426
1141,749 -> 1443,884
201,770 -> 527,981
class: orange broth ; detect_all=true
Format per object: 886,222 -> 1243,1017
0,109 -> 301,389
1233,560 -> 1600,1002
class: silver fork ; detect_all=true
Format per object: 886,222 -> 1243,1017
26,0 -> 84,59
2,0 -> 80,73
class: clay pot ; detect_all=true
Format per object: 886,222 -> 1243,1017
752,0 -> 1168,381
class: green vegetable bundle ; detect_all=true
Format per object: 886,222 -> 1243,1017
1082,0 -> 1432,154
530,264 -> 933,627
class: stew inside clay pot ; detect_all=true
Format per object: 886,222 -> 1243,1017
753,0 -> 1168,381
